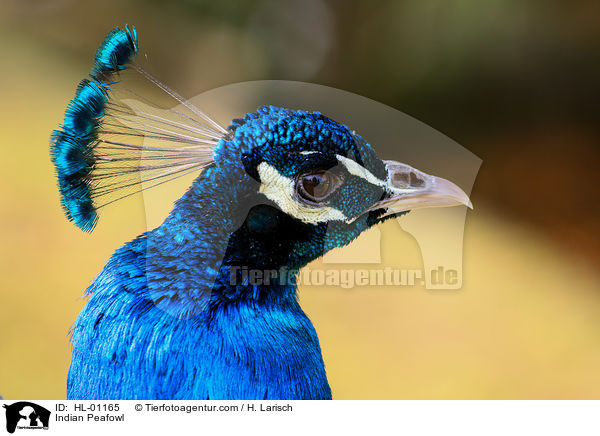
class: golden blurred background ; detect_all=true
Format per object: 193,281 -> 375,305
1,0 -> 599,399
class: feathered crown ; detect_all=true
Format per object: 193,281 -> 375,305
50,26 -> 226,231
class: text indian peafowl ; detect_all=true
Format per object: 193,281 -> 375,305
51,26 -> 472,399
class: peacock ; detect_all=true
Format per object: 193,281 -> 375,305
51,26 -> 472,400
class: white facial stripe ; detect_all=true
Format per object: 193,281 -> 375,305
257,163 -> 348,224
299,150 -> 319,155
335,155 -> 415,195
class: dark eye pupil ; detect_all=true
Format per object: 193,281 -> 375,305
302,173 -> 330,199
297,169 -> 342,203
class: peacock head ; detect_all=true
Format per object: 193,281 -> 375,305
200,105 -> 472,272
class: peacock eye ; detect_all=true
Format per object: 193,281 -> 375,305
296,170 -> 342,204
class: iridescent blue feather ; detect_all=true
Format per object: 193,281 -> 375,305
91,25 -> 138,81
51,26 -> 138,231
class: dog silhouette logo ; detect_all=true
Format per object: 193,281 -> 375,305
2,402 -> 50,433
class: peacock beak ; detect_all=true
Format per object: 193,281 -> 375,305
367,160 -> 473,218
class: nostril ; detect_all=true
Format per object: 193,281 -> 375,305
392,171 -> 425,188
409,172 -> 425,187
393,172 -> 410,185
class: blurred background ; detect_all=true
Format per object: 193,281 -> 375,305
1,0 -> 599,399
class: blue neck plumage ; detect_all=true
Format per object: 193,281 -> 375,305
150,160 -> 331,311
67,163 -> 332,399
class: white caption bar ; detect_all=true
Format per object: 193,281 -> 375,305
0,400 -> 598,436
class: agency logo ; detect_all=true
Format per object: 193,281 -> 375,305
2,402 -> 50,434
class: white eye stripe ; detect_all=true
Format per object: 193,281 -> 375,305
257,163 -> 347,224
